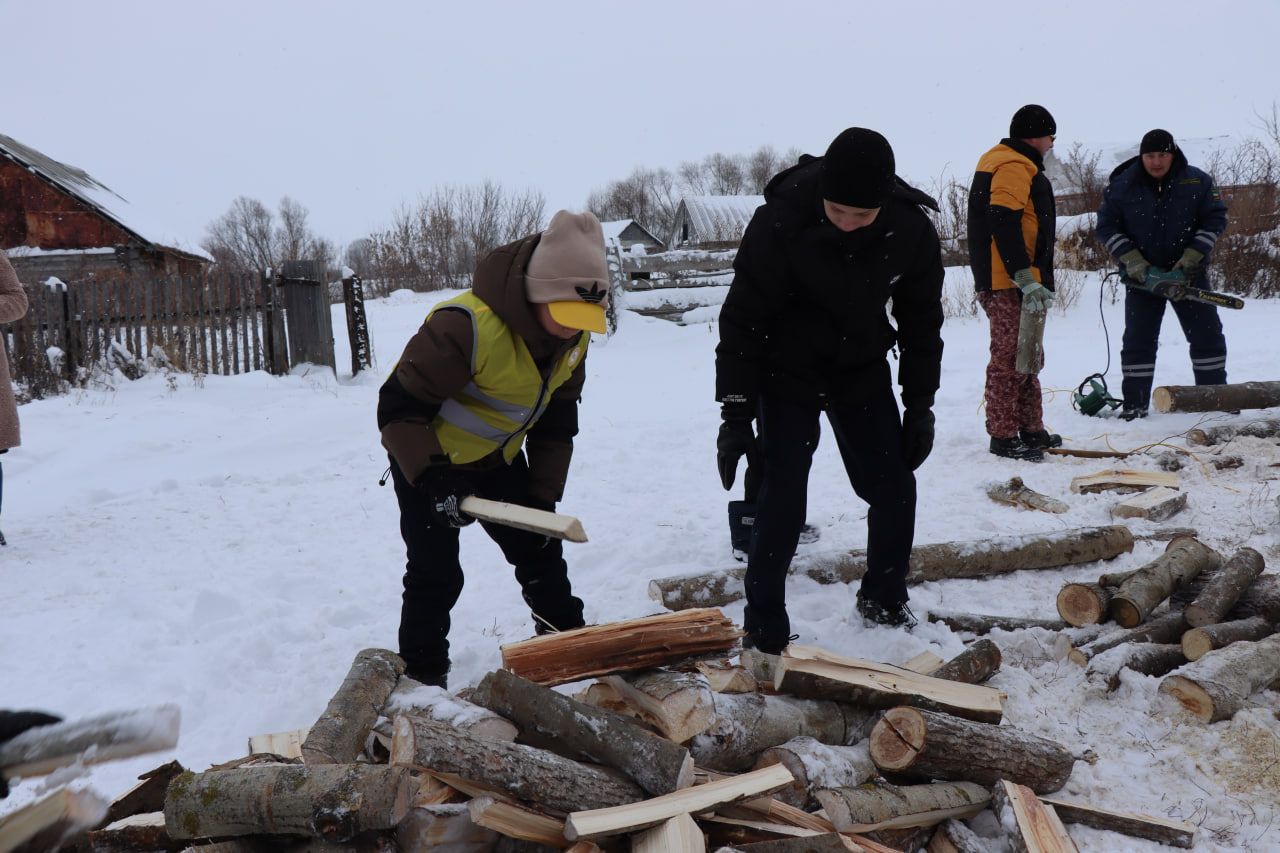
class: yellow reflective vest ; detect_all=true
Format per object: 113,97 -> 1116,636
429,291 -> 588,464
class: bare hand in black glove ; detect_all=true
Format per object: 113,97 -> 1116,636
901,405 -> 936,471
416,468 -> 477,528
717,417 -> 759,491
0,709 -> 62,798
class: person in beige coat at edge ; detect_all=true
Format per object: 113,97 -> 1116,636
0,251 -> 29,546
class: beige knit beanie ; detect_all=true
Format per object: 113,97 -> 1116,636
525,210 -> 610,333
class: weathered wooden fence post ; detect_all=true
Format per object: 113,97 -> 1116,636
342,272 -> 373,376
278,260 -> 335,371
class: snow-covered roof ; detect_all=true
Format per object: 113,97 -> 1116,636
675,195 -> 763,244
0,132 -> 211,261
1048,135 -> 1240,196
599,218 -> 663,248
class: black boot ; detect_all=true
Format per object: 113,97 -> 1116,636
728,500 -> 755,562
856,592 -> 917,628
989,436 -> 1044,461
403,662 -> 449,689
1019,428 -> 1062,449
1118,405 -> 1148,421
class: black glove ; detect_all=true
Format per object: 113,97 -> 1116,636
0,710 -> 62,798
716,400 -> 759,491
415,468 -> 477,528
901,403 -> 936,471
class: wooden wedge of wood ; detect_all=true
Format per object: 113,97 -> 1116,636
460,495 -> 588,542
1110,486 -> 1186,521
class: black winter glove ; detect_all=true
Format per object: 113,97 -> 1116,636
415,468 -> 477,528
716,400 -> 759,491
0,710 -> 62,798
901,404 -> 936,472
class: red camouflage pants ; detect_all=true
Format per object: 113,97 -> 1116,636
979,289 -> 1044,439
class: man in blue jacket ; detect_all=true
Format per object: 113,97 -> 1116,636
1095,129 -> 1229,419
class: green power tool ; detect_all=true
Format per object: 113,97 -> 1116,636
1073,373 -> 1122,417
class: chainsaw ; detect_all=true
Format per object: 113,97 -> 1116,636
1130,268 -> 1245,309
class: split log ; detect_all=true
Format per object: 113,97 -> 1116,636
564,764 -> 793,841
461,495 -> 587,542
1182,616 -> 1276,661
699,814 -> 819,848
301,648 -> 404,765
929,640 -> 1002,685
774,645 -> 1006,724
600,670 -> 716,743
991,780 -> 1078,853
1184,548 -> 1265,627
466,797 -> 566,847
869,707 -> 1075,794
390,716 -> 644,813
649,526 -> 1135,610
248,729 -> 308,758
1186,418 -> 1280,446
102,759 -> 186,827
739,648 -> 781,688
1110,487 -> 1186,522
1158,632 -> 1280,722
1069,469 -> 1178,495
689,690 -> 873,772
927,819 -> 991,853
500,609 -> 742,686
1041,797 -> 1195,848
163,764 -> 417,842
815,781 -> 989,833
901,651 -> 945,674
696,661 -> 759,693
714,834 -> 857,851
927,611 -> 1066,635
0,788 -> 109,853
86,812 -> 181,853
752,737 -> 874,809
1067,609 -> 1188,665
632,812 -> 704,852
469,668 -> 694,795
0,704 -> 181,779
986,477 -> 1069,513
1108,537 -> 1221,627
1084,643 -> 1185,691
1153,380 -> 1280,413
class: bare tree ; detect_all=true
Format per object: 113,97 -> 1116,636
202,196 -> 334,273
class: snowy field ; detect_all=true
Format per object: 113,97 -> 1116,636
4,269 -> 1280,851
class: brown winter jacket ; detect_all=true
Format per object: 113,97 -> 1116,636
377,233 -> 587,504
0,252 -> 29,450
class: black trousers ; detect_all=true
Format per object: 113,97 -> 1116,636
389,453 -> 584,677
1121,286 -> 1227,409
744,387 -> 916,648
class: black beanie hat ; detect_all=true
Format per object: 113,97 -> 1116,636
1140,129 -> 1177,154
820,127 -> 896,208
1009,104 -> 1056,139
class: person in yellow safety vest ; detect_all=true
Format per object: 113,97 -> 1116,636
377,210 -> 609,687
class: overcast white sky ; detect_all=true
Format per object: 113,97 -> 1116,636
6,0 -> 1279,250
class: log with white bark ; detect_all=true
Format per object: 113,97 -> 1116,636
649,527 -> 1136,610
929,640 -> 1003,685
163,764 -> 417,842
927,819 -> 991,853
1226,573 -> 1280,622
1110,487 -> 1187,522
1069,469 -> 1179,495
600,670 -> 716,744
1186,418 -> 1280,446
465,797 -> 566,848
1158,632 -> 1280,722
1067,609 -> 1188,665
389,716 -> 643,813
689,690 -> 874,772
469,668 -> 694,795
633,812 -> 704,852
926,611 -> 1066,635
814,781 -> 989,833
564,764 -> 793,841
869,707 -> 1075,794
373,682 -> 517,748
0,787 -> 109,853
1182,616 -> 1276,661
1084,643 -> 1186,691
500,608 -> 742,686
301,648 -> 405,765
991,780 -> 1078,853
752,737 -> 874,809
1152,450 -> 1243,471
0,705 -> 181,780
1153,380 -> 1280,413
1041,797 -> 1195,848
987,477 -> 1069,513
1184,548 -> 1266,627
1108,538 -> 1221,628
774,645 -> 1006,724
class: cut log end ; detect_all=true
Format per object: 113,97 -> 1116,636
869,707 -> 925,771
1057,584 -> 1106,627
1152,387 -> 1173,413
1109,597 -> 1143,629
1159,677 -> 1215,723
1181,629 -> 1214,662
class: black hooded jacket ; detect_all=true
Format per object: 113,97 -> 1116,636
715,157 -> 945,410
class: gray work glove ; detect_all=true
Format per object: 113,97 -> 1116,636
1119,250 -> 1151,285
1013,268 -> 1053,314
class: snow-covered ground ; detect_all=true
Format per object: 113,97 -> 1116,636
4,271 -> 1279,851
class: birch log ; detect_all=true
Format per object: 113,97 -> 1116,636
0,705 -> 181,779
927,611 -> 1066,635
1186,418 -> 1280,446
1109,538 -> 1221,627
372,683 -> 516,747
1153,380 -> 1280,413
689,691 -> 874,772
301,648 -> 404,765
389,716 -> 644,813
1226,573 -> 1280,622
987,477 -> 1069,513
752,737 -> 875,809
869,707 -> 1075,794
815,782 -> 989,833
1084,643 -> 1186,691
1158,632 -> 1280,722
469,668 -> 694,795
162,765 -> 417,842
1068,610 -> 1189,666
1182,616 -> 1276,661
928,819 -> 992,853
1184,548 -> 1265,627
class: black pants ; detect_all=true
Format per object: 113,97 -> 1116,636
1121,285 -> 1227,409
389,453 -> 584,677
744,387 -> 916,648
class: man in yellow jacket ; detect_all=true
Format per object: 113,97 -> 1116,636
377,211 -> 608,686
967,104 -> 1060,461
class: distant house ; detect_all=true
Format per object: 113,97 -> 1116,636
600,219 -> 665,254
0,132 -> 210,282
668,195 -> 763,249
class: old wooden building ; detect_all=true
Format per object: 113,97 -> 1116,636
600,219 -> 665,254
0,132 -> 209,282
668,195 -> 763,249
